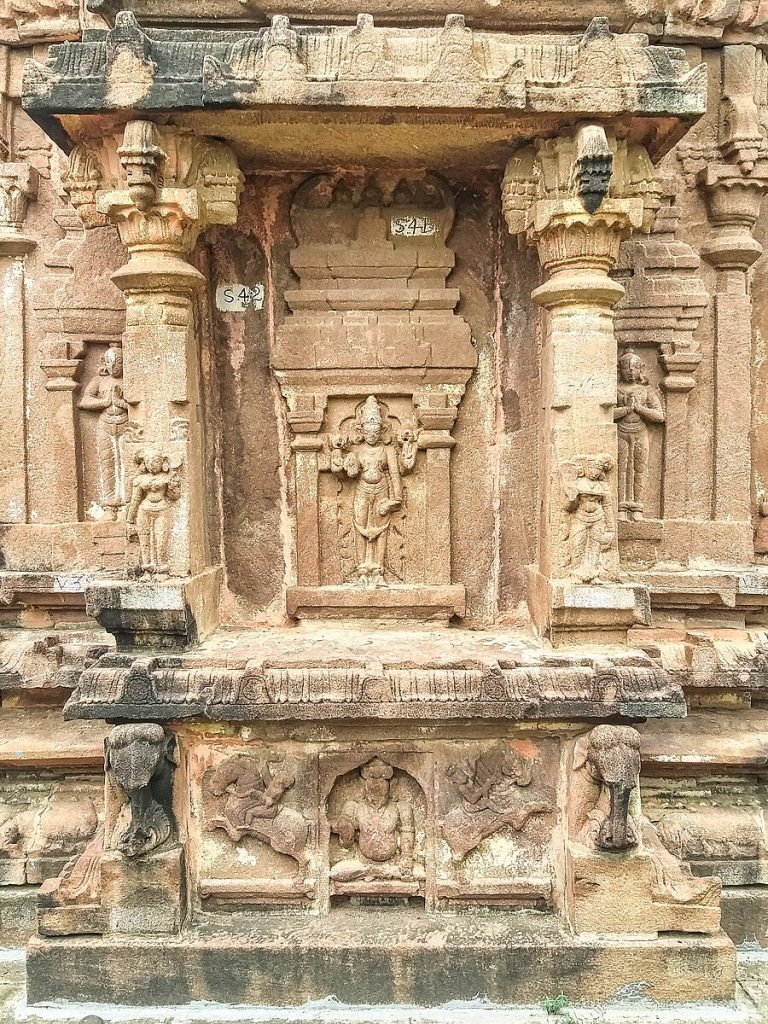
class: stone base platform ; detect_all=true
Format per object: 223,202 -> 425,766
26,912 -> 736,1007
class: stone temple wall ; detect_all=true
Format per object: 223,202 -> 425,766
0,0 -> 768,1013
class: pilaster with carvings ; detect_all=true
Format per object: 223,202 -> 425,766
698,46 -> 768,546
0,161 -> 36,525
63,121 -> 243,585
503,126 -> 660,642
613,180 -> 709,541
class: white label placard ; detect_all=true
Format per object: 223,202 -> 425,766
390,215 -> 438,238
215,283 -> 265,312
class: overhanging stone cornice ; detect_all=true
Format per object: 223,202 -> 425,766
22,13 -> 706,163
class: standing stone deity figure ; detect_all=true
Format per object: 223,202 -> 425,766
126,450 -> 182,580
561,455 -> 616,584
614,350 -> 665,522
330,396 -> 417,589
78,345 -> 129,520
329,757 -> 424,884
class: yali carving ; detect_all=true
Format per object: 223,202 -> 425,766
575,724 -> 641,852
105,723 -> 175,859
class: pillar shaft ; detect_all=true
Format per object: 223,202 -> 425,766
700,167 -> 768,527
0,163 -> 36,523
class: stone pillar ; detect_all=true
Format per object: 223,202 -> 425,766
699,45 -> 768,549
415,391 -> 459,586
700,164 -> 768,527
39,338 -> 85,522
503,128 -> 659,643
0,162 -> 36,523
64,122 -> 243,645
660,350 -> 702,520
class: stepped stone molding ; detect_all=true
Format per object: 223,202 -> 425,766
79,0 -> 768,44
0,0 -> 78,45
66,650 -> 685,721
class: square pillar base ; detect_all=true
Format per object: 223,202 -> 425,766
85,568 -> 221,649
101,846 -> 185,935
568,846 -> 721,937
528,570 -> 651,646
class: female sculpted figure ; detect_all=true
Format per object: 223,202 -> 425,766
78,345 -> 128,519
330,396 -> 416,588
126,451 -> 181,580
614,350 -> 664,522
562,455 -> 616,584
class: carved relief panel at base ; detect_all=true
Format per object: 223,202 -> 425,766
0,772 -> 101,885
186,737 -> 561,914
193,747 -> 317,906
436,740 -> 558,907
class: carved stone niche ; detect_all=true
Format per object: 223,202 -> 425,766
195,747 -> 316,907
435,740 -> 558,909
273,172 -> 477,623
322,753 -> 430,908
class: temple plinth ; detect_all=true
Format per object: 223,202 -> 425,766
0,4 -> 766,1019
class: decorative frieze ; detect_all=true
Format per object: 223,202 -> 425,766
23,14 -> 705,142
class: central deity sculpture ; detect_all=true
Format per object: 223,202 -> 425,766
78,345 -> 129,520
329,757 -> 424,885
614,350 -> 665,522
330,396 -> 417,588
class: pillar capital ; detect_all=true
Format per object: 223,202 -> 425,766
699,162 -> 768,270
698,44 -> 768,271
503,126 -> 660,238
63,120 -> 243,282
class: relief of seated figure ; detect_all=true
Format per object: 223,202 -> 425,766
328,757 -> 425,887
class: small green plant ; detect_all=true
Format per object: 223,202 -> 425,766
541,992 -> 570,1014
